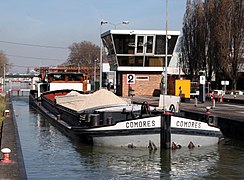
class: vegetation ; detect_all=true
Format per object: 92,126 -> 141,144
62,41 -> 100,78
0,51 -> 9,76
0,95 -> 5,122
180,0 -> 244,90
65,41 -> 100,67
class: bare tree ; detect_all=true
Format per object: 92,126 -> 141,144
228,0 -> 244,90
204,0 -> 217,82
213,0 -> 244,90
0,51 -> 9,76
194,0 -> 207,74
66,41 -> 100,67
180,0 -> 197,80
180,0 -> 206,81
180,0 -> 244,90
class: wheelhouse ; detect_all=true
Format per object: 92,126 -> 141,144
101,30 -> 181,96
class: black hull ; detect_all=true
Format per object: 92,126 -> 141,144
29,90 -> 221,147
29,90 -> 88,142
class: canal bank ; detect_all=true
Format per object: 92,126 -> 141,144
0,93 -> 27,179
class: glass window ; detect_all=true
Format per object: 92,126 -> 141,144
136,36 -> 144,54
118,56 -> 133,66
144,57 -> 163,67
127,57 -> 135,66
135,57 -> 143,66
155,35 -> 178,55
51,74 -> 65,81
155,35 -> 165,55
167,35 -> 178,54
146,36 -> 154,53
113,34 -> 135,54
102,35 -> 115,55
117,56 -> 144,66
68,74 -> 82,81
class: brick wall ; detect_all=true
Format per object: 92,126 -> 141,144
121,73 -> 162,97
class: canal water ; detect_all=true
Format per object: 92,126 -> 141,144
12,96 -> 244,179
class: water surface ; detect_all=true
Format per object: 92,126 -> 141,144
12,96 -> 244,179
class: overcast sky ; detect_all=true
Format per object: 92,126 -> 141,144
0,0 -> 187,73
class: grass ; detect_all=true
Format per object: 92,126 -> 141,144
0,95 -> 5,122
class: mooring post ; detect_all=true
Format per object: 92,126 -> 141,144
160,113 -> 171,150
194,97 -> 198,107
212,99 -> 216,109
90,114 -> 100,127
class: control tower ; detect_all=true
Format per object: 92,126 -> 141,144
101,29 -> 181,96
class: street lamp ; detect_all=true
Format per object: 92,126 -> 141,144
161,0 -> 169,113
3,63 -> 5,93
94,59 -> 97,91
99,19 -> 129,89
100,20 -> 108,89
165,0 -> 168,95
109,21 -> 129,29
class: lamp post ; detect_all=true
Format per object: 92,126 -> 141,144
3,63 -> 5,93
100,20 -> 108,89
94,59 -> 97,91
165,0 -> 168,95
109,21 -> 129,29
99,20 -> 129,89
162,0 -> 169,113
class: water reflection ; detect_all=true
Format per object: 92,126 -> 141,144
72,144 -> 220,179
12,96 -> 244,179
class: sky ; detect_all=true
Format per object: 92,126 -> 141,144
0,0 -> 187,73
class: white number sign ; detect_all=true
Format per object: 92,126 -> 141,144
127,74 -> 136,85
200,76 -> 205,84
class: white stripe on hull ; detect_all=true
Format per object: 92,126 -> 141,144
86,116 -> 220,132
86,115 -> 220,148
92,133 -> 219,148
93,134 -> 160,148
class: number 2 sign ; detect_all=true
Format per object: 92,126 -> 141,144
127,74 -> 136,85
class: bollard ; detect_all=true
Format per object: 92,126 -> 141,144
90,114 -> 100,127
160,113 -> 171,150
208,115 -> 218,127
206,106 -> 211,115
4,110 -> 10,117
194,97 -> 198,107
34,92 -> 38,99
212,99 -> 215,109
1,148 -> 12,163
211,95 -> 214,103
107,117 -> 112,125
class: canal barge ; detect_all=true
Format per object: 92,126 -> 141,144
29,72 -> 222,149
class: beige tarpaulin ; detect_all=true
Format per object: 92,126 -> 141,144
55,89 -> 128,112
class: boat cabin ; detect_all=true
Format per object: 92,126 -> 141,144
47,72 -> 85,83
35,72 -> 91,98
101,29 -> 182,97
